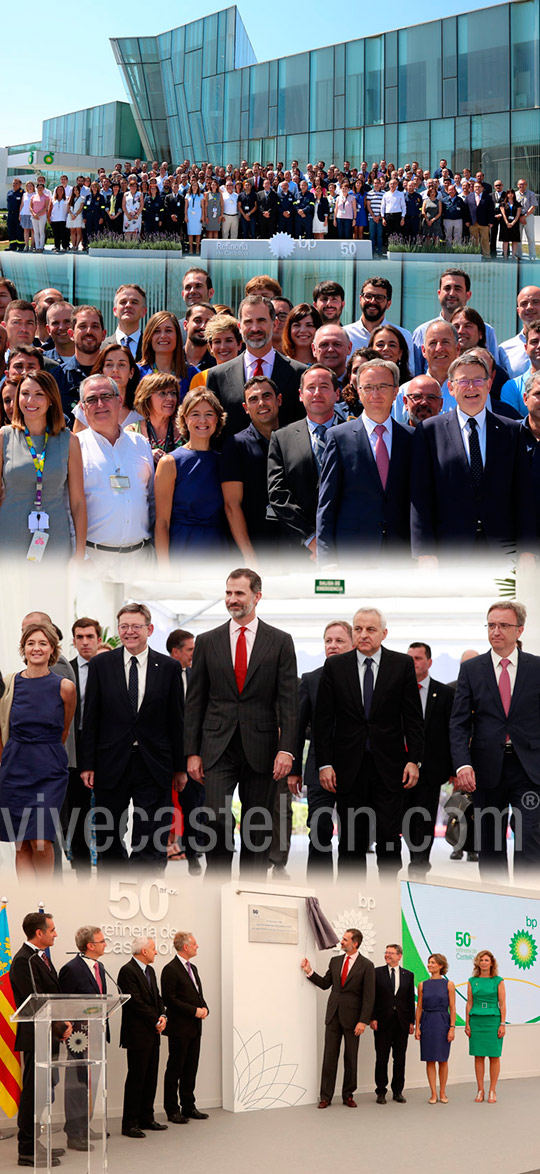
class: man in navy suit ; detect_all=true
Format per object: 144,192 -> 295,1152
162,932 -> 209,1123
411,352 -> 536,562
316,358 -> 412,562
166,628 -> 205,875
465,182 -> 495,257
370,944 -> 415,1104
118,937 -> 168,1138
450,600 -> 540,877
59,926 -> 108,1149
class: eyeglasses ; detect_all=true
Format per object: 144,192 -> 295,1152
153,390 -> 178,399
83,393 -> 119,407
452,377 -> 488,390
361,293 -> 387,304
360,383 -> 395,395
118,623 -> 148,633
486,622 -> 519,632
406,393 -> 442,404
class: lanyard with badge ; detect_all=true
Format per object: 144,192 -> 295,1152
25,427 -> 50,562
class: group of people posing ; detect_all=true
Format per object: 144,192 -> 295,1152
1,266 -> 540,568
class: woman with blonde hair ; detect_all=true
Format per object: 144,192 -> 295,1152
154,387 -> 227,562
0,621 -> 76,877
189,315 -> 242,389
466,950 -> 506,1103
127,373 -> 183,463
415,953 -> 456,1103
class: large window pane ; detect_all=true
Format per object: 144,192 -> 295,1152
511,109 -> 540,192
458,7 -> 510,115
249,63 -> 269,139
398,121 -> 430,164
399,22 -> 441,123
471,112 -> 510,184
430,118 -> 455,172
385,89 -> 397,124
171,27 -> 185,81
203,12 -> 218,77
443,78 -> 457,118
144,62 -> 166,121
365,124 -> 384,163
511,0 -> 540,109
346,40 -> 364,129
278,54 -> 309,135
455,115 -> 470,172
202,75 -> 224,145
309,131 -> 334,166
185,18 -> 203,52
262,137 -> 277,164
385,30 -> 398,89
184,51 -> 202,113
286,134 -> 309,169
138,38 -> 159,64
385,124 -> 398,166
365,37 -> 383,125
310,47 -> 334,132
442,17 -> 457,77
224,72 -> 242,141
335,44 -> 345,95
345,129 -> 363,166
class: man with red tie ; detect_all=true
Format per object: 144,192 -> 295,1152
301,929 -> 375,1108
184,568 -> 298,874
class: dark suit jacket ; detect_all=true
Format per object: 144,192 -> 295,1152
316,418 -> 412,560
79,646 -> 184,789
465,191 -> 495,226
257,188 -> 278,232
206,352 -> 306,441
102,332 -> 143,361
372,965 -> 415,1031
314,646 -> 423,793
410,408 -> 536,556
184,618 -> 298,774
59,953 -> 109,1042
117,958 -> 165,1051
450,649 -> 540,790
309,953 -> 375,1028
69,657 -> 82,737
420,677 -> 455,787
267,417 -> 320,546
292,665 -> 323,783
161,956 -> 208,1039
10,944 -> 63,1053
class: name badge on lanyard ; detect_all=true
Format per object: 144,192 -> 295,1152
24,428 -> 50,560
110,471 -> 130,490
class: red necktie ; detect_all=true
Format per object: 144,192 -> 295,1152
253,358 -> 264,376
94,962 -> 103,993
374,424 -> 389,489
234,627 -> 248,693
341,956 -> 350,986
41,952 -> 52,971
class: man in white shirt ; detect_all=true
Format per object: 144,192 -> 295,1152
344,277 -> 414,371
499,285 -> 540,376
221,179 -> 240,238
77,375 -> 155,573
380,179 -> 406,238
413,268 -> 498,373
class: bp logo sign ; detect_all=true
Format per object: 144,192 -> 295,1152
43,153 -> 54,165
509,929 -> 538,970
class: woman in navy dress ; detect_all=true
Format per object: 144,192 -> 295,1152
154,387 -> 228,567
0,622 -> 76,878
415,953 -> 456,1103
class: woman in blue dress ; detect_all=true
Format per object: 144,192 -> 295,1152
154,387 -> 228,567
0,621 -> 76,878
185,179 -> 204,254
415,953 -> 456,1103
353,177 -> 368,239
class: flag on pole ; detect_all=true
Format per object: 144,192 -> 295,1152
0,903 -> 22,1117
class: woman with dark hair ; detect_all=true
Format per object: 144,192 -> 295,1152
353,177 -> 368,240
122,176 -> 142,240
335,347 -> 377,420
72,344 -> 142,433
415,954 -> 456,1103
466,951 -> 506,1103
138,311 -> 199,399
185,179 -> 204,254
128,373 -> 183,463
0,621 -> 76,877
1,379 -> 17,425
370,324 -> 412,385
202,178 -> 224,239
48,185 -> 69,251
107,179 -> 124,235
499,188 -> 522,259
282,304 -> 323,365
83,181 -> 107,242
312,184 -> 330,239
154,388 -> 228,562
422,183 -> 443,241
142,178 -> 164,238
67,185 -> 85,251
0,371 -> 86,558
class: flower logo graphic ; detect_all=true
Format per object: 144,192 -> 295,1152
332,908 -> 376,955
67,1030 -> 88,1054
509,929 -> 538,970
268,233 -> 296,259
233,1028 -> 307,1110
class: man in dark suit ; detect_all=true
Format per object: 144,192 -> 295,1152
404,642 -> 455,874
450,600 -> 540,877
166,627 -> 204,875
289,620 -> 354,874
301,929 -> 375,1108
10,912 -> 72,1168
59,925 -> 108,1149
185,567 -> 298,874
314,607 -> 423,875
206,295 -> 305,440
370,944 -> 415,1104
268,364 -> 342,557
66,617 -> 101,875
411,352 -> 536,561
118,937 -> 167,1138
257,179 -> 279,238
101,282 -> 146,360
162,932 -> 209,1124
465,182 -> 495,257
80,602 -> 185,870
317,358 -> 412,562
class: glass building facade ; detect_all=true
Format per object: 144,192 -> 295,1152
41,101 -> 142,159
110,3 -> 540,189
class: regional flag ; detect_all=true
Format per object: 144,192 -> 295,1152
0,904 -> 22,1117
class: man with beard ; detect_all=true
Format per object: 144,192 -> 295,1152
183,304 -> 217,370
344,278 -> 414,372
312,282 -> 346,326
55,306 -> 106,423
412,269 -> 498,371
402,376 -> 443,428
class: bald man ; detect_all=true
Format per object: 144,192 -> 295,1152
402,376 -> 443,428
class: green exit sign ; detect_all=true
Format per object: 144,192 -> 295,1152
315,579 -> 345,594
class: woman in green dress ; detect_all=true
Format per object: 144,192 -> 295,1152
465,950 -> 506,1103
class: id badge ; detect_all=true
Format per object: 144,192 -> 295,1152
28,511 -> 50,531
110,474 -> 130,490
27,531 -> 50,562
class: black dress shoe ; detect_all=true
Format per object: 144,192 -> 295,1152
19,1159 -> 61,1169
467,851 -> 479,862
376,1094 -> 387,1104
188,858 -> 202,875
90,1128 -> 111,1139
67,1138 -> 94,1152
184,1109 -> 208,1120
393,1093 -> 406,1103
122,1127 -> 146,1138
140,1121 -> 168,1131
450,848 -> 463,860
167,1111 -> 190,1124
37,1144 -> 65,1158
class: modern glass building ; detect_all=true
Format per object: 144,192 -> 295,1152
41,101 -> 142,159
110,3 -> 540,188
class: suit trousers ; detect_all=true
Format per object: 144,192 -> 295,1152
320,1015 -> 359,1102
374,1016 -> 409,1095
470,223 -> 490,256
202,727 -> 277,875
18,1052 -> 36,1156
473,750 -> 540,878
122,1039 -> 160,1129
62,766 -> 93,873
175,775 -> 206,859
306,778 -> 335,873
402,777 -> 441,869
269,778 -> 292,867
335,752 -> 403,877
93,747 -> 171,870
163,1033 -> 201,1116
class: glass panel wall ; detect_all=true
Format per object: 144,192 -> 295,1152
278,55 -> 309,135
430,118 -> 455,172
365,37 -> 383,125
457,6 -> 510,114
511,0 -> 540,109
346,40 -> 364,130
250,64 -> 270,139
399,22 -> 442,123
398,122 -> 430,164
471,111 -> 510,185
310,47 -> 334,132
511,109 -> 540,192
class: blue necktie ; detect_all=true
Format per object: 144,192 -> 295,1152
312,424 -> 326,472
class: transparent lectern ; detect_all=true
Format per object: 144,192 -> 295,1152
12,993 -> 129,1172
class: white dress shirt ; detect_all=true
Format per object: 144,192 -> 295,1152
115,327 -> 141,357
498,331 -> 528,377
388,964 -> 400,992
176,953 -> 198,986
344,316 -> 415,368
229,616 -> 259,665
456,405 -> 487,465
78,427 -> 154,547
381,190 -> 406,217
243,348 -> 276,381
356,645 -> 383,700
361,412 -> 393,461
123,644 -> 149,711
417,675 -> 430,715
76,654 -> 90,727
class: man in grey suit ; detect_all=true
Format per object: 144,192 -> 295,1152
185,567 -> 298,875
301,929 -> 375,1108
206,295 -> 306,440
